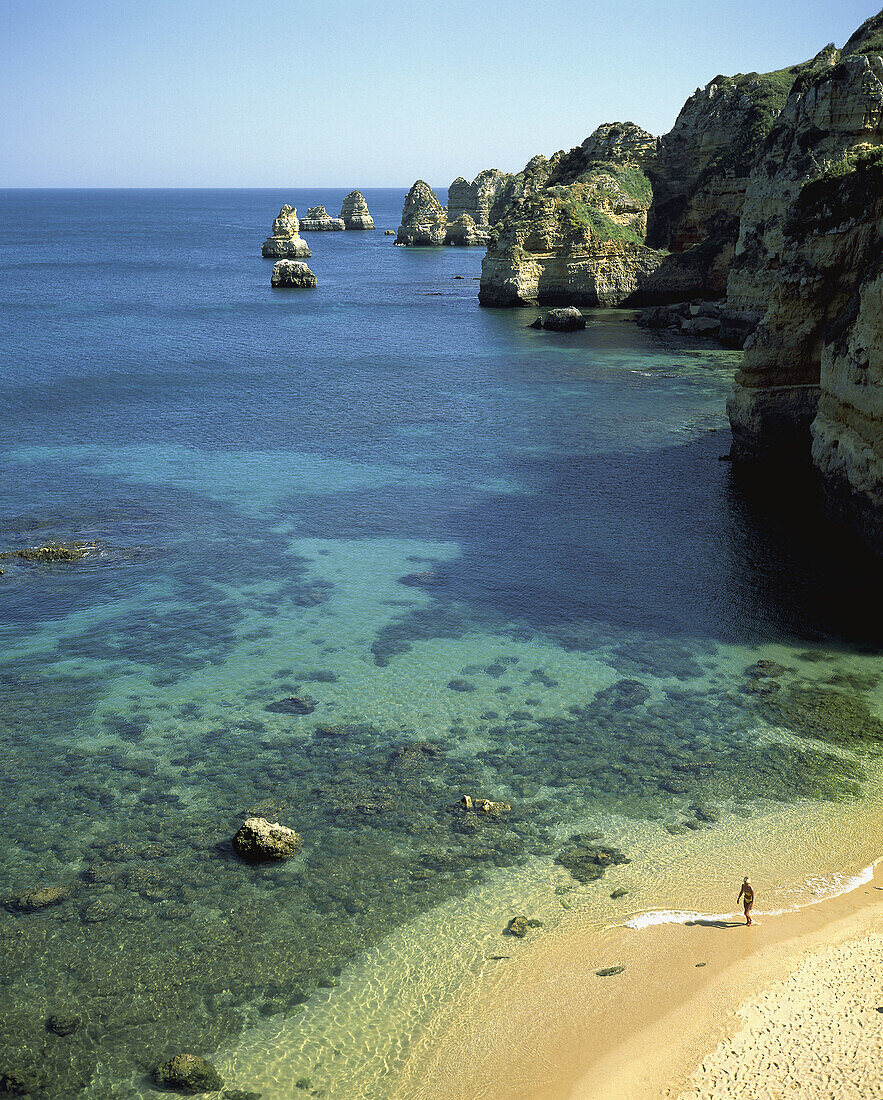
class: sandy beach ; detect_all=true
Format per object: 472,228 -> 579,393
394,861 -> 883,1100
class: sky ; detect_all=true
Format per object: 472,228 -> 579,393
0,0 -> 878,187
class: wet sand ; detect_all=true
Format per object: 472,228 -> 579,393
395,862 -> 883,1099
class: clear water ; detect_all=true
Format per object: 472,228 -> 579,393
1,189 -> 882,1098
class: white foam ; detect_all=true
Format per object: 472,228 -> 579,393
625,860 -> 879,930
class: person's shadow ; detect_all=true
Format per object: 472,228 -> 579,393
685,919 -> 745,928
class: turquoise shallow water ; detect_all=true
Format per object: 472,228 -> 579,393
1,189 -> 883,1098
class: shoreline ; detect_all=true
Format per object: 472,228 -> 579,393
394,859 -> 883,1100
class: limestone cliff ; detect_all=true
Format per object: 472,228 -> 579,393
261,205 -> 311,259
478,123 -> 662,306
340,191 -> 375,230
446,169 -> 512,244
726,54 -> 883,466
395,181 -> 448,245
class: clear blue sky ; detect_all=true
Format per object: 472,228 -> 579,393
0,0 -> 877,187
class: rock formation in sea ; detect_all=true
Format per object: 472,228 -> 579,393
299,205 -> 345,231
395,181 -> 448,245
270,260 -> 317,288
232,816 -> 303,860
261,204 -> 311,258
395,169 -> 528,246
478,123 -> 663,306
340,190 -> 375,230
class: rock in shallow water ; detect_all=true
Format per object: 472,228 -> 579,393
541,307 -> 587,331
153,1053 -> 223,1094
270,261 -> 317,288
232,817 -> 302,862
6,885 -> 69,913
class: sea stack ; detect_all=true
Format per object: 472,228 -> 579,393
261,205 -> 311,259
270,260 -> 317,288
395,181 -> 448,245
340,191 -> 375,230
299,205 -> 345,231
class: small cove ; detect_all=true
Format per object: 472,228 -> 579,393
1,188 -> 882,1097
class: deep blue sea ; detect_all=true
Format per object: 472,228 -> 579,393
1,188 -> 883,1098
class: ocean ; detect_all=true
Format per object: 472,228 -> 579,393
1,188 -> 882,1098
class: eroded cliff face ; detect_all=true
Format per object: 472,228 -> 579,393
478,123 -> 662,306
813,258 -> 883,547
727,54 -> 883,465
642,59 -> 831,303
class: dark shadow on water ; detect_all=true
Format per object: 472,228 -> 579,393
284,433 -> 883,658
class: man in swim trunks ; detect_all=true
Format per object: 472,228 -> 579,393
738,876 -> 754,925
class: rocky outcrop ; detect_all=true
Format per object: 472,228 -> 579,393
479,123 -> 663,306
340,191 -> 375,230
445,213 -> 486,246
270,260 -> 317,288
299,205 -> 345,231
445,169 -> 517,244
261,205 -> 311,258
232,816 -> 303,860
727,53 -> 883,466
539,307 -> 587,331
396,181 -> 448,245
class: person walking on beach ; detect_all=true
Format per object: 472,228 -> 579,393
738,877 -> 755,925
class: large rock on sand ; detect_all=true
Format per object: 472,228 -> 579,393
232,817 -> 303,861
340,190 -> 375,230
261,205 -> 311,258
270,260 -> 317,288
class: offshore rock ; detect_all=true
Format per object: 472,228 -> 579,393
396,181 -> 448,245
260,205 -> 311,259
298,205 -> 345,231
542,307 -> 586,331
153,1053 -> 223,1094
727,52 -> 883,467
232,817 -> 303,861
339,190 -> 375,230
270,261 -> 317,289
445,213 -> 488,246
446,169 -> 515,242
479,123 -> 664,306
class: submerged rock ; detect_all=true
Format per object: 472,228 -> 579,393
46,1013 -> 82,1036
541,307 -> 586,331
154,1053 -> 223,1094
0,542 -> 95,563
298,205 -> 345,231
6,885 -> 69,913
270,261 -> 317,289
265,695 -> 315,715
555,837 -> 630,883
231,817 -> 302,861
339,190 -> 375,230
260,205 -> 311,259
